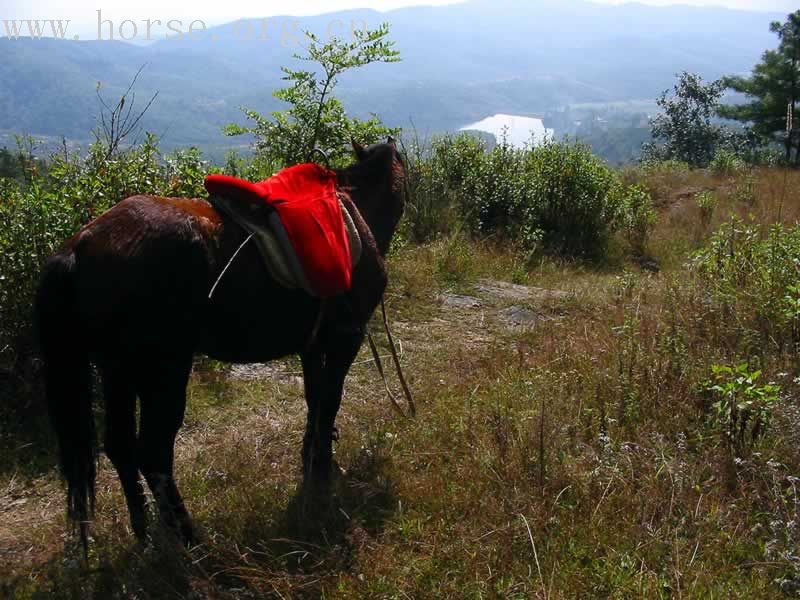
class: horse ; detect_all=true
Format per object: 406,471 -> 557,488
34,139 -> 406,549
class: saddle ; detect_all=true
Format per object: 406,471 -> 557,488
205,164 -> 362,297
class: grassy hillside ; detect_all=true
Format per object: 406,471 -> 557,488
3,164 -> 800,597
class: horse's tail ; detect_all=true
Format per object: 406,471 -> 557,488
35,251 -> 96,552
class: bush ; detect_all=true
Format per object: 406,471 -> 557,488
695,190 -> 717,229
0,179 -> 85,369
521,140 -> 624,257
460,136 -> 529,241
410,135 -> 627,258
0,136 -> 213,373
619,185 -> 656,257
401,134 -> 484,243
691,217 -> 800,352
709,149 -> 745,176
701,363 -> 780,459
163,147 -> 211,198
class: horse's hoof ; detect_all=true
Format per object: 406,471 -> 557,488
130,511 -> 148,542
179,522 -> 196,548
168,508 -> 197,548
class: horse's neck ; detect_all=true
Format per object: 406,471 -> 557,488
337,174 -> 395,258
354,200 -> 393,257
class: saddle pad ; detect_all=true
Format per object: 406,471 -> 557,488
209,194 -> 314,295
205,164 -> 358,297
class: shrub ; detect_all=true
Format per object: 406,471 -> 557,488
0,137 -> 212,373
691,217 -> 800,351
701,363 -> 780,458
695,190 -> 717,229
619,184 -> 656,257
163,147 -> 210,198
709,149 -> 745,176
522,140 -> 624,257
460,136 -> 529,240
0,179 -> 85,368
423,135 -> 626,258
401,134 -> 484,243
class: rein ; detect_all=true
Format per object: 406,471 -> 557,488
366,297 -> 417,419
311,147 -> 331,168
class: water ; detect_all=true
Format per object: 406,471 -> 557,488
460,113 -> 554,148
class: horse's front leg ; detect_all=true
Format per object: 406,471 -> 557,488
301,328 -> 364,481
300,349 -> 325,477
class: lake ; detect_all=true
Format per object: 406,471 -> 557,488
460,114 -> 554,148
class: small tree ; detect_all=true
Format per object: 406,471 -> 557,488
226,24 -> 401,167
642,72 -> 726,168
719,11 -> 800,165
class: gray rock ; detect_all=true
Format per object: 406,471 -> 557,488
475,279 -> 569,302
228,363 -> 303,385
499,305 -> 539,327
438,294 -> 483,309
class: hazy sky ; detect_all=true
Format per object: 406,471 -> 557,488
1,0 -> 795,32
594,0 -> 796,9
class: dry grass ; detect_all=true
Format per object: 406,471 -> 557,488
2,167 -> 800,598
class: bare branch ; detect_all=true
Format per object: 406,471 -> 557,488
94,64 -> 158,159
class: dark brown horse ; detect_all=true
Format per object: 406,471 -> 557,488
35,140 -> 406,548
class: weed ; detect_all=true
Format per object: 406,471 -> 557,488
695,190 -> 717,230
702,363 -> 780,459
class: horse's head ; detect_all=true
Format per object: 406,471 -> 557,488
342,137 -> 406,257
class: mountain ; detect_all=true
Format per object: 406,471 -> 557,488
0,0 -> 787,157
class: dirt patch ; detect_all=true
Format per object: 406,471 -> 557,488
0,475 -> 61,576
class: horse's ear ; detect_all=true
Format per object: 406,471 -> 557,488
351,139 -> 366,160
387,136 -> 397,148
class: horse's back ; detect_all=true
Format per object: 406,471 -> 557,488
41,192 -> 387,363
54,195 -> 220,354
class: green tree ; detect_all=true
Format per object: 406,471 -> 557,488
719,10 -> 800,165
642,72 -> 726,167
0,147 -> 20,180
226,24 -> 401,167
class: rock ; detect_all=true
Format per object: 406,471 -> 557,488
475,279 -> 569,302
636,256 -> 661,273
438,293 -> 483,309
499,305 -> 539,327
228,363 -> 303,385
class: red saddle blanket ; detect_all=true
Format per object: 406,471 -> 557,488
204,164 -> 352,297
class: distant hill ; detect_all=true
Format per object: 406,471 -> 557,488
0,0 -> 786,158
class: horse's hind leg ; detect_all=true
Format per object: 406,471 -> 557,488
136,354 -> 195,545
101,362 -> 147,540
